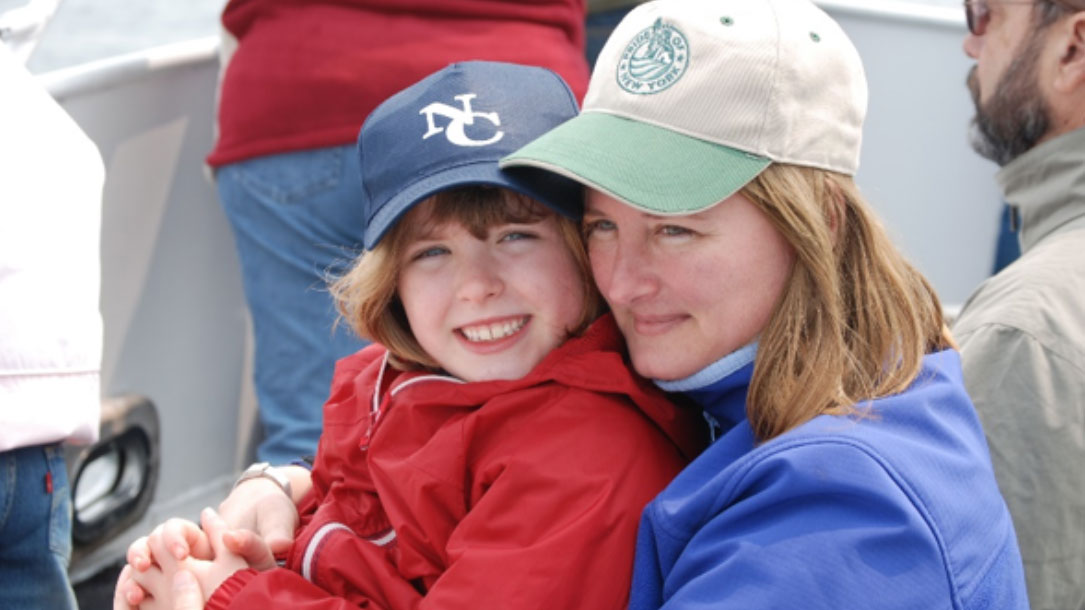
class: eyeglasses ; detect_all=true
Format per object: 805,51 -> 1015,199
964,0 -> 1075,35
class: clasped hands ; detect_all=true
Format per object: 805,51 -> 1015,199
113,476 -> 299,610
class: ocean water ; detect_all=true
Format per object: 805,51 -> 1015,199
3,0 -> 964,74
1,0 -> 225,73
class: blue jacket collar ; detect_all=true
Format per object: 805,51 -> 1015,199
654,343 -> 756,435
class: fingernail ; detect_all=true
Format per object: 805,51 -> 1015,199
173,544 -> 186,559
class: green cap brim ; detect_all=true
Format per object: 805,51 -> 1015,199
500,111 -> 771,214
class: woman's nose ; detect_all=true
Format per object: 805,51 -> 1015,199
593,239 -> 657,307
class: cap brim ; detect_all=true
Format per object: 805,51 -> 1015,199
500,112 -> 770,214
363,160 -> 581,250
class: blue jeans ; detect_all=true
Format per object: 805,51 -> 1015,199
216,145 -> 368,463
0,443 -> 76,609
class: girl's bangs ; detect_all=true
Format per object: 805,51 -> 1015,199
406,188 -> 552,240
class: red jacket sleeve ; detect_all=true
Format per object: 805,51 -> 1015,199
210,386 -> 687,609
293,346 -> 391,541
207,541 -> 418,609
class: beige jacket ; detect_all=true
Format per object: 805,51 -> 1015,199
953,126 -> 1085,610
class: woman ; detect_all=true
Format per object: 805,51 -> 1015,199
500,0 -> 1028,607
120,1 -> 1028,608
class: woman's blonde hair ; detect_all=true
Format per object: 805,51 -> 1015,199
740,163 -> 955,442
331,187 -> 603,372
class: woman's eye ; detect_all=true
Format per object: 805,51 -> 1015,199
659,225 -> 693,237
584,219 -> 616,236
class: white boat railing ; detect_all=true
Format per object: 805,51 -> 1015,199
37,34 -> 255,583
0,0 -> 58,61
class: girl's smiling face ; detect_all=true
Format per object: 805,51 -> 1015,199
584,189 -> 795,381
396,200 -> 586,382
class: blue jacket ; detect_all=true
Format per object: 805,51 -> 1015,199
630,349 -> 1029,609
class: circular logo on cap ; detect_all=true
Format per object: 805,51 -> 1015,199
616,18 -> 690,95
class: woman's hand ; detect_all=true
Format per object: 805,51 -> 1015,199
215,464 -> 310,554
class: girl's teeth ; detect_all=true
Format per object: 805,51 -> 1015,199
462,317 -> 526,342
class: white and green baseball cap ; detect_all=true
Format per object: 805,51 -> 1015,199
500,0 -> 868,214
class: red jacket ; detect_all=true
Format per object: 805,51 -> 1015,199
207,0 -> 589,167
207,315 -> 704,609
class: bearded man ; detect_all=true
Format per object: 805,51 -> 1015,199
954,2 -> 1085,609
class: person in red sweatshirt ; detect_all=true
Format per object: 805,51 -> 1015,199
209,0 -> 592,464
119,61 -> 701,610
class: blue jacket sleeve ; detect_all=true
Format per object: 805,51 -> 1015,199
640,440 -> 957,610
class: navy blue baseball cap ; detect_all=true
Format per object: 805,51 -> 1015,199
358,61 -> 583,250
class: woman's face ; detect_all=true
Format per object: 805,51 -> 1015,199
584,190 -> 796,381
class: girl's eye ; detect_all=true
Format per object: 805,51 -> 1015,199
411,246 -> 448,261
498,230 -> 536,243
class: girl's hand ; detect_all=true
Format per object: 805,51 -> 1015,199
113,565 -> 205,610
127,508 -> 254,608
180,508 -> 256,597
112,564 -> 139,610
116,518 -> 212,608
116,494 -> 285,607
169,570 -> 207,610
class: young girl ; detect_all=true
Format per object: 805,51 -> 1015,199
121,61 -> 701,609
